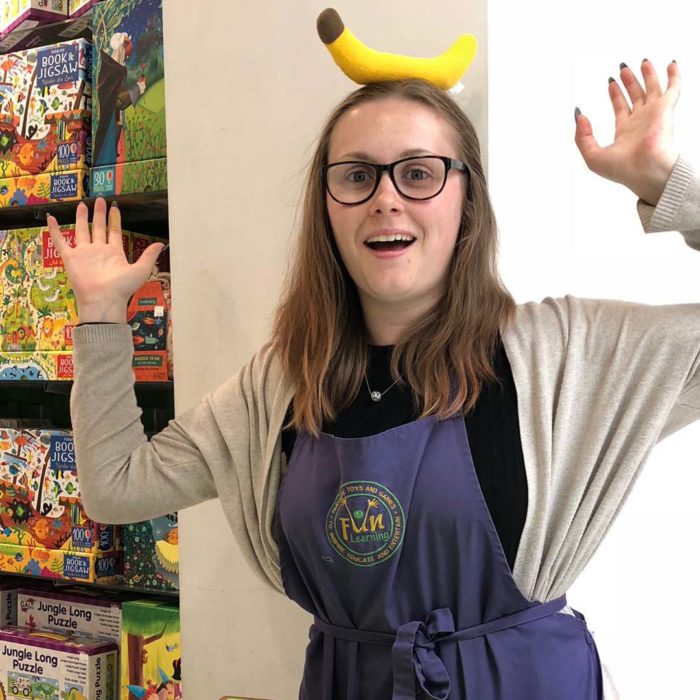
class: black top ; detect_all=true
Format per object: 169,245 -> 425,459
281,337 -> 528,572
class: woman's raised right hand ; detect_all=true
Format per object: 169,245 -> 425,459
48,197 -> 165,323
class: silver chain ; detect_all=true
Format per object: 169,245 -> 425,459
364,373 -> 399,402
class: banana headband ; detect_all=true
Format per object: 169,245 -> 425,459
317,8 -> 478,93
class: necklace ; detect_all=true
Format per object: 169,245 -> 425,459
364,373 -> 399,402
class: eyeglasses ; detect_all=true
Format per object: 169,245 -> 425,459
322,155 -> 471,206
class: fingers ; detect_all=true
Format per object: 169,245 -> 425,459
615,59 -> 679,109
639,59 -> 661,97
46,213 -> 68,257
665,61 -> 681,106
608,78 -> 631,120
107,202 -> 123,246
75,201 -> 90,246
92,197 -> 107,243
618,63 -> 645,106
135,242 -> 166,277
573,110 -> 603,168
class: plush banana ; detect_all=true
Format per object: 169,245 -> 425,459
317,8 -> 477,91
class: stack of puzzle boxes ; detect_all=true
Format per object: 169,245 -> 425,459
91,0 -> 167,197
0,36 -> 92,206
15,587 -> 182,699
0,224 -> 171,381
0,426 -> 122,582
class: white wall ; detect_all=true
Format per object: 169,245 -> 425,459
161,2 -> 487,698
489,1 -> 700,698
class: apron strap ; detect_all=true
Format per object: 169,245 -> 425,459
313,594 -> 568,700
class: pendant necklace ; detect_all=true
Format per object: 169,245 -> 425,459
364,374 -> 399,402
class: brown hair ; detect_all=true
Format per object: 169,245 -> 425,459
272,79 -> 516,436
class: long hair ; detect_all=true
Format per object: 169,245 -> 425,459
272,79 -> 516,436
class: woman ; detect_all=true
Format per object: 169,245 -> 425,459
50,59 -> 700,699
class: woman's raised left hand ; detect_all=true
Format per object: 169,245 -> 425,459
574,59 -> 681,206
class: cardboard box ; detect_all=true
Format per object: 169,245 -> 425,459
92,0 -> 166,169
0,350 -> 72,380
0,226 -> 78,354
0,625 -> 118,699
91,156 -> 167,197
126,278 -> 168,382
121,599 -> 181,700
0,542 -> 121,583
0,226 -> 170,382
68,0 -> 99,18
0,428 -> 120,557
0,0 -> 68,37
0,168 -> 90,207
123,513 -> 178,592
0,39 -> 91,179
18,586 -> 132,642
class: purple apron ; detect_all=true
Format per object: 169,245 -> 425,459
276,413 -> 603,699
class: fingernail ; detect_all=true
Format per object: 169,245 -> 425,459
619,62 -> 628,70
642,58 -> 648,64
161,243 -> 169,252
608,77 -> 615,84
111,200 -> 119,209
574,107 -> 581,122
672,59 -> 677,64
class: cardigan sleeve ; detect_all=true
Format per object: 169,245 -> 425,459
70,323 -> 219,523
635,155 -> 700,436
71,324 -> 288,591
505,157 -> 700,604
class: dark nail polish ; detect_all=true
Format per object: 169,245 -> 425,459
672,59 -> 677,64
642,58 -> 648,63
574,107 -> 581,122
608,77 -> 615,84
620,62 -> 628,70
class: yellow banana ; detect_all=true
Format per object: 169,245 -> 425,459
317,8 -> 477,90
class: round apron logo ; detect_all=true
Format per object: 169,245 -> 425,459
326,481 -> 405,567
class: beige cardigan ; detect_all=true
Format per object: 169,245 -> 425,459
71,157 -> 700,608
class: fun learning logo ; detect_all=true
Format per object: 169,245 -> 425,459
326,481 -> 405,567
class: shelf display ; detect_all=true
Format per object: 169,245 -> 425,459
92,0 -> 166,197
123,513 -> 178,592
0,38 -> 93,210
0,0 -> 68,38
121,598 -> 180,700
0,625 -> 118,699
0,0 -> 179,675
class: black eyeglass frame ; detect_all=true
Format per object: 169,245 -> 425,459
321,155 -> 472,206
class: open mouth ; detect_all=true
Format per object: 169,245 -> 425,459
364,236 -> 416,252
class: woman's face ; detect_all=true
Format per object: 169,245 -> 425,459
326,97 -> 465,315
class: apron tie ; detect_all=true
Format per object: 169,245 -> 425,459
313,594 -> 568,700
392,608 -> 454,700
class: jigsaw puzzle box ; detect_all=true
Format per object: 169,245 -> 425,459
92,0 -> 166,164
0,625 -> 117,699
0,38 -> 92,180
0,427 -> 122,582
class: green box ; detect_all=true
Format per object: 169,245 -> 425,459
91,156 -> 167,196
121,599 -> 181,700
92,0 -> 166,169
